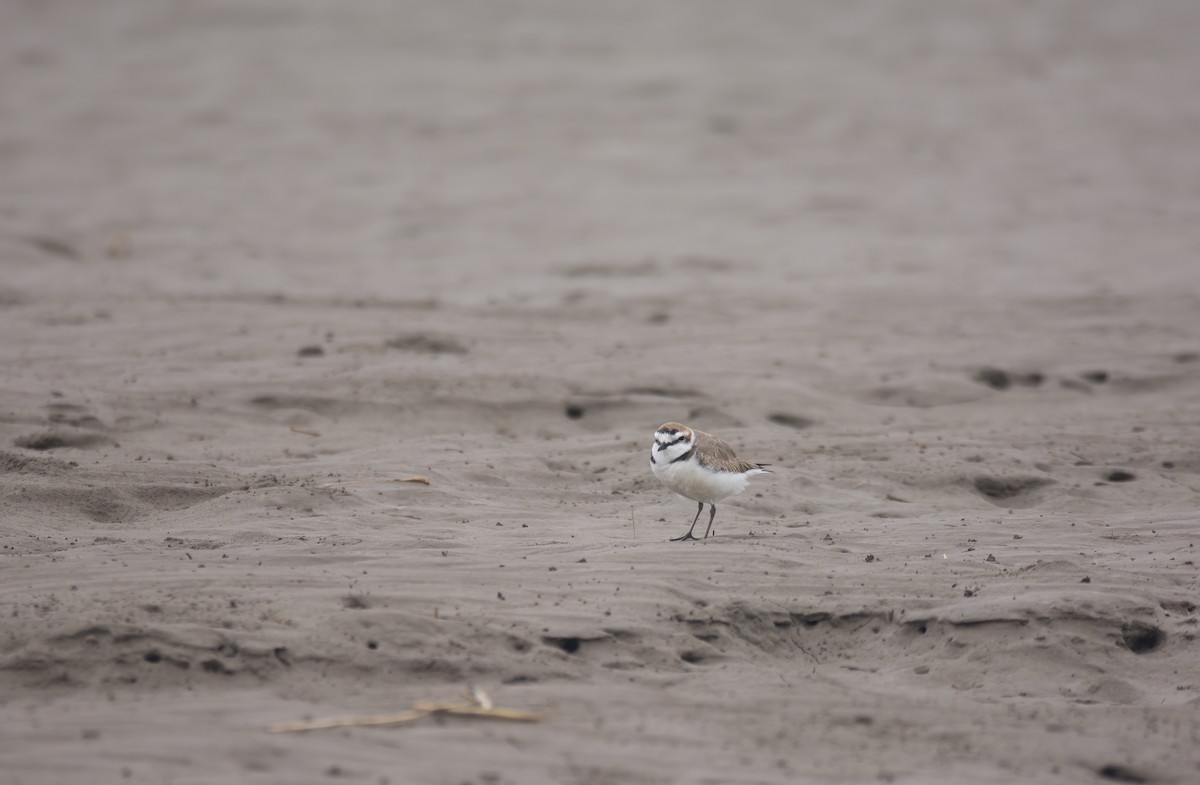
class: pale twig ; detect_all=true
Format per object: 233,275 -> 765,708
265,689 -> 541,733
421,705 -> 541,721
265,708 -> 434,733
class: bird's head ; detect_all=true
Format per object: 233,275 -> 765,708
653,422 -> 695,458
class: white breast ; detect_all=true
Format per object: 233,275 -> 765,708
651,448 -> 758,504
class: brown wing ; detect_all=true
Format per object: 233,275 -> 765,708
693,430 -> 758,474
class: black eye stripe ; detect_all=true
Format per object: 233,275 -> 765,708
656,434 -> 687,448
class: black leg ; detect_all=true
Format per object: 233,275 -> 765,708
670,501 -> 705,542
702,504 -> 717,539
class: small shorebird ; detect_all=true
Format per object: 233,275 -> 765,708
649,422 -> 769,541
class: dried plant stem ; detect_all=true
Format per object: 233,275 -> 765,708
266,695 -> 541,733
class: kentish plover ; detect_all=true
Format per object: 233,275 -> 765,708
650,422 -> 769,541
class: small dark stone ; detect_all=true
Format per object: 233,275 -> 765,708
1081,370 -> 1109,384
973,476 -> 1051,499
768,413 -> 814,430
864,554 -> 875,563
543,636 -> 581,654
14,432 -> 109,451
974,368 -> 1010,390
564,405 -> 585,420
385,334 -> 467,354
1097,763 -> 1147,783
1080,576 -> 1091,583
1121,622 -> 1163,653
1106,470 -> 1136,483
296,345 -> 324,357
200,658 -> 230,674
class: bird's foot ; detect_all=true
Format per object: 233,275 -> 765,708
669,533 -> 700,542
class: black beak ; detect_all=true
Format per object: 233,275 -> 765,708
656,434 -> 684,451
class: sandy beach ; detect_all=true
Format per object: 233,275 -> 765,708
3,2 -> 1199,783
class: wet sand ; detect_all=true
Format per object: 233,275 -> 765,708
3,2 -> 1199,783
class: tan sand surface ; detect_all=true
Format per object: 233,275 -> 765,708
3,2 -> 1199,783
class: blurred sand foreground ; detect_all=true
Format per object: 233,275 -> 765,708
2,2 -> 1199,783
